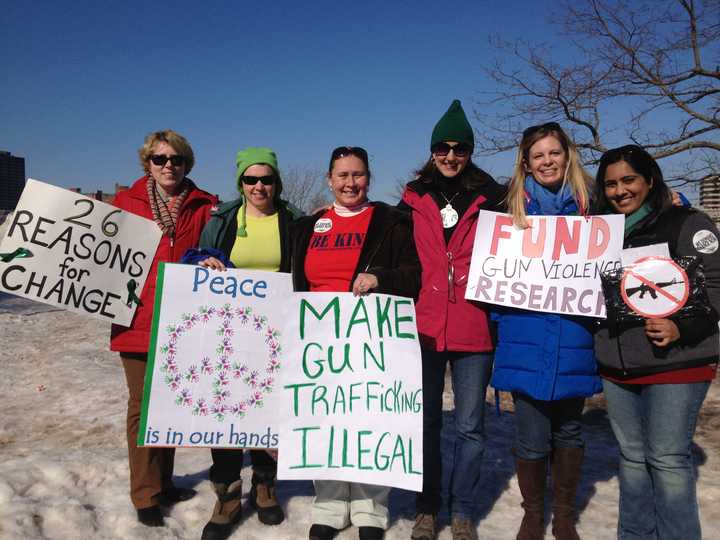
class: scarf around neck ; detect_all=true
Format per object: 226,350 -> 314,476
623,202 -> 653,236
524,175 -> 578,216
146,176 -> 191,239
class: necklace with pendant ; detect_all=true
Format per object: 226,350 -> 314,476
439,191 -> 460,228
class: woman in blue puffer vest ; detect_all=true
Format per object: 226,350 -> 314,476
491,122 -> 601,540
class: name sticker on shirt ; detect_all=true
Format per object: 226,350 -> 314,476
692,230 -> 718,254
314,218 -> 333,233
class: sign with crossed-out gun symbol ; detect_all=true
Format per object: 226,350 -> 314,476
620,256 -> 689,318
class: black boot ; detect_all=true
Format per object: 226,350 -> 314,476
137,505 -> 164,527
309,523 -> 339,540
201,479 -> 243,540
359,526 -> 385,539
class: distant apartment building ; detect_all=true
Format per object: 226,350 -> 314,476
0,151 -> 26,211
699,178 -> 720,225
67,183 -> 129,204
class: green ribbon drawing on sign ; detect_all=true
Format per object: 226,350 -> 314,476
126,279 -> 142,307
0,247 -> 34,263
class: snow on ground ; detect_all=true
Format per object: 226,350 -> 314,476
0,294 -> 718,539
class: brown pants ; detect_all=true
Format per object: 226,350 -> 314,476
121,353 -> 176,509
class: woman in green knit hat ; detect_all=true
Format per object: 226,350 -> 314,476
400,100 -> 507,540
194,146 -> 301,540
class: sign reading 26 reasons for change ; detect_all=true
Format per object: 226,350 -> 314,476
465,211 -> 625,318
277,292 -> 424,491
139,263 -> 293,449
0,179 -> 161,326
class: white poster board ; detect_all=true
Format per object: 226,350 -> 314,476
277,292 -> 424,491
139,263 -> 293,448
0,179 -> 161,326
465,211 -> 625,318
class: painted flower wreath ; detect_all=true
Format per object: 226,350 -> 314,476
158,303 -> 282,421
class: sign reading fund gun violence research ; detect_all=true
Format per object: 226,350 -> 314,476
465,211 -> 625,318
277,293 -> 423,491
139,263 -> 293,448
0,179 -> 161,326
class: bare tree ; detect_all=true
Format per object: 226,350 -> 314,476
280,166 -> 330,214
474,0 -> 719,186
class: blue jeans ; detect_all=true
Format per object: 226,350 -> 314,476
513,393 -> 584,461
416,349 -> 493,520
602,379 -> 710,540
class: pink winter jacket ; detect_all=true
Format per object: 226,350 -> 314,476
401,177 -> 506,352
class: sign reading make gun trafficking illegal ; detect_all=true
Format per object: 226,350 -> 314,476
139,263 -> 293,449
465,211 -> 625,318
277,292 -> 424,491
0,179 -> 161,326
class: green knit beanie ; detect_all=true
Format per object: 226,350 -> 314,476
430,99 -> 474,149
235,146 -> 281,238
235,146 -> 279,182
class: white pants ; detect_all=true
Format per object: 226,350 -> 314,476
311,480 -> 390,529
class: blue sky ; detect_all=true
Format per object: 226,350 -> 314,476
0,0 -> 699,202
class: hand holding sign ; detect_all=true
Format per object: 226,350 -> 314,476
645,318 -> 681,347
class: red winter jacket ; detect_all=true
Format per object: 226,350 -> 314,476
110,176 -> 217,353
402,177 -> 506,352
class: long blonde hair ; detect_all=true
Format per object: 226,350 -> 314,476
507,123 -> 591,228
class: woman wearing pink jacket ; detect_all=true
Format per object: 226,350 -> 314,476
400,100 -> 506,540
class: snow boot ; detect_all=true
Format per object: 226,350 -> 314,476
309,523 -> 339,540
551,447 -> 583,540
250,469 -> 284,525
450,516 -> 478,540
358,526 -> 385,539
201,479 -> 243,540
515,456 -> 547,540
411,513 -> 438,540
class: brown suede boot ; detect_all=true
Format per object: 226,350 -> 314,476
201,479 -> 243,540
551,447 -> 583,540
515,456 -> 547,540
250,469 -> 284,525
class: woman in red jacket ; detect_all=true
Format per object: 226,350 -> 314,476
110,130 -> 217,527
400,101 -> 506,540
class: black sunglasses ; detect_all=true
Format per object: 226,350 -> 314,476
150,154 -> 186,167
331,146 -> 369,163
431,142 -> 473,157
522,122 -> 562,139
240,175 -> 276,186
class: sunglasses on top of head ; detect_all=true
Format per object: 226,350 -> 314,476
149,154 -> 186,167
331,146 -> 369,162
240,175 -> 276,186
431,142 -> 473,157
522,122 -> 562,139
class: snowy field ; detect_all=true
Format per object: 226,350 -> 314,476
0,292 -> 718,540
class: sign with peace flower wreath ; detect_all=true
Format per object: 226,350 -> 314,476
139,263 -> 293,448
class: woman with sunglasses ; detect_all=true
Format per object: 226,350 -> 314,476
187,147 -> 300,540
593,145 -> 718,540
491,122 -> 599,540
291,146 -> 420,540
110,129 -> 217,527
400,100 -> 506,540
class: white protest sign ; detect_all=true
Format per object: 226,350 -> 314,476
620,243 -> 670,267
621,256 -> 690,318
277,292 -> 423,491
139,263 -> 293,448
465,211 -> 625,318
0,179 -> 161,326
